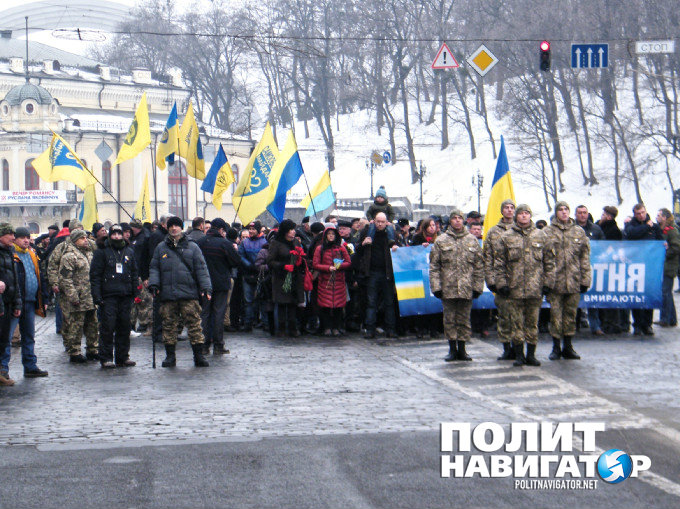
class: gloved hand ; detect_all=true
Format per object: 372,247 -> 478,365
202,291 -> 212,301
95,299 -> 104,307
433,290 -> 442,299
488,285 -> 497,293
284,264 -> 294,272
580,285 -> 589,294
134,297 -> 142,304
149,286 -> 160,298
497,286 -> 510,297
542,286 -> 552,295
472,290 -> 481,299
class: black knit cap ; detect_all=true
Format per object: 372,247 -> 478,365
167,216 -> 184,229
211,218 -> 228,231
310,222 -> 325,234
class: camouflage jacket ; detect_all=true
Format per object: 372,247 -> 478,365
545,217 -> 591,294
429,228 -> 484,300
482,219 -> 513,289
58,242 -> 95,310
494,222 -> 555,299
48,237 -> 96,287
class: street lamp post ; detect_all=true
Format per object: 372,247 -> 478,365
418,161 -> 426,209
472,169 -> 484,213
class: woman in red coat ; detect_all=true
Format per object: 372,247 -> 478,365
313,226 -> 351,336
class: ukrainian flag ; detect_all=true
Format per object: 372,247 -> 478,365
266,130 -> 304,222
156,102 -> 179,170
300,171 -> 334,218
483,135 -> 516,239
32,132 -> 96,190
178,102 -> 205,180
78,183 -> 98,231
201,144 -> 235,210
394,270 -> 426,301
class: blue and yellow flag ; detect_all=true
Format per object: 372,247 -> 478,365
78,183 -> 98,232
32,132 -> 96,190
178,102 -> 205,180
299,171 -> 334,218
133,170 -> 152,222
394,270 -> 426,301
483,135 -> 516,239
114,92 -> 151,166
266,130 -> 304,222
156,102 -> 179,170
201,144 -> 235,211
232,122 -> 279,225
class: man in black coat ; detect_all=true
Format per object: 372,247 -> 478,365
197,218 -> 240,355
624,203 -> 663,335
0,223 -> 22,386
90,225 -> 139,368
144,214 -> 169,344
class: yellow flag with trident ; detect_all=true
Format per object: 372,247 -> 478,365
178,102 -> 206,180
114,92 -> 151,166
133,170 -> 152,222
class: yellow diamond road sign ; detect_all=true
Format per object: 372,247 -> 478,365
467,44 -> 498,77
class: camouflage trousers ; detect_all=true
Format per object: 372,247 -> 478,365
57,294 -> 70,349
507,298 -> 542,345
130,281 -> 152,331
61,304 -> 98,356
442,298 -> 472,342
547,292 -> 581,338
494,294 -> 512,344
160,299 -> 204,346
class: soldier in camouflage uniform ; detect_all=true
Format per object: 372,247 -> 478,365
47,219 -> 85,351
544,201 -> 591,360
58,229 -> 98,362
483,199 -> 516,360
494,204 -> 555,366
430,208 -> 484,361
149,216 -> 212,368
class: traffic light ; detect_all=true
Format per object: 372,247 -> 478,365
540,41 -> 551,71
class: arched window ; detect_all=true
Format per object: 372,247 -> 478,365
28,222 -> 40,234
2,159 -> 8,190
168,160 -> 188,218
25,158 -> 39,190
231,163 -> 239,186
102,160 -> 112,190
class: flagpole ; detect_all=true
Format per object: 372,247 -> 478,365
151,136 -> 159,220
82,164 -> 133,220
300,168 -> 318,219
176,127 -> 186,220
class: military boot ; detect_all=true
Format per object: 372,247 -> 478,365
161,344 -> 176,368
525,343 -> 541,366
497,342 -> 514,361
561,336 -> 581,359
456,340 -> 472,361
444,340 -> 457,362
548,337 -> 562,361
192,344 -> 209,367
512,342 -> 526,366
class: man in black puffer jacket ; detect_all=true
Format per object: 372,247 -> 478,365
90,225 -> 139,368
149,216 -> 212,368
197,218 -> 240,355
0,223 -> 22,386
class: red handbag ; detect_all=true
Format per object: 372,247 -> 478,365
303,260 -> 314,291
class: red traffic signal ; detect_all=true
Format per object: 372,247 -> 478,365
540,40 -> 551,71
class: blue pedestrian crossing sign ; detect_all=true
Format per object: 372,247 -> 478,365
382,151 -> 391,164
571,43 -> 609,69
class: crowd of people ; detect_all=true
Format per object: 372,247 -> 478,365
0,186 -> 678,385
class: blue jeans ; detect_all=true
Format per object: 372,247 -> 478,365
365,270 -> 396,332
55,299 -> 62,333
242,280 -> 259,326
1,302 -> 37,372
660,275 -> 677,325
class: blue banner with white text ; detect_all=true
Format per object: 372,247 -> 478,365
391,241 -> 665,317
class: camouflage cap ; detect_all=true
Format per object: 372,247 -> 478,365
69,219 -> 84,230
500,199 -> 516,212
70,229 -> 87,242
449,207 -> 464,220
515,204 -> 532,217
555,200 -> 570,211
0,223 -> 15,237
129,218 -> 143,228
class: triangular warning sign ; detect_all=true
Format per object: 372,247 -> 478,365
432,43 -> 459,69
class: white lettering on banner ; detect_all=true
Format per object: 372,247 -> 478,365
591,263 -> 646,293
627,264 -> 645,292
505,423 -> 539,452
608,263 -> 627,292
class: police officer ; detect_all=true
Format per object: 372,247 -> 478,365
430,209 -> 484,361
494,204 -> 555,366
149,216 -> 212,367
545,201 -> 591,360
90,225 -> 139,368
483,199 -> 516,360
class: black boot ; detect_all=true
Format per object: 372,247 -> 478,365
192,344 -> 209,367
512,342 -> 526,366
561,336 -> 581,359
525,343 -> 541,366
548,337 -> 562,361
161,344 -> 176,368
497,342 -> 514,361
444,340 -> 457,362
456,340 -> 472,361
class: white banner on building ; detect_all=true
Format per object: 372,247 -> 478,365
0,190 -> 68,205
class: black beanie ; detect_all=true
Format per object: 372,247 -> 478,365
310,222 -> 325,234
167,216 -> 184,229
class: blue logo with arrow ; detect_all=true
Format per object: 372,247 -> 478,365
597,449 -> 633,483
